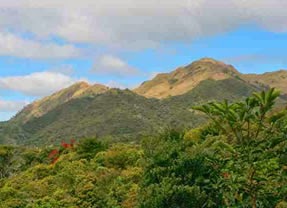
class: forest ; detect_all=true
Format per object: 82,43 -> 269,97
0,88 -> 286,208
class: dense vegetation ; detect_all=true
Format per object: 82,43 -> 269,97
0,78 -> 259,146
2,57 -> 287,147
0,88 -> 286,207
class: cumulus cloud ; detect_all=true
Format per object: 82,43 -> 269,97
0,72 -> 75,96
92,55 -> 140,77
0,99 -> 28,112
0,32 -> 80,59
0,0 -> 286,50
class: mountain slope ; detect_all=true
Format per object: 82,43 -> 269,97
20,89 -> 166,145
1,57 -> 287,146
134,58 -> 240,98
243,70 -> 287,94
134,58 -> 287,99
12,82 -> 109,124
2,78 -> 257,146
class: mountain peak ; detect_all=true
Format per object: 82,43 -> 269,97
12,81 -> 109,124
134,58 -> 240,98
195,57 -> 222,63
186,57 -> 239,74
80,83 -> 110,96
71,81 -> 91,88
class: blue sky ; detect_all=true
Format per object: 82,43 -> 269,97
0,0 -> 287,121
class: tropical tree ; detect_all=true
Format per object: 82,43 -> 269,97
192,88 -> 287,207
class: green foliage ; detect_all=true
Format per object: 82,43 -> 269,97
0,142 -> 142,208
76,137 -> 107,160
0,78 -> 260,146
192,88 -> 284,144
138,88 -> 287,207
139,129 -> 216,207
0,88 -> 286,207
191,88 -> 287,207
0,145 -> 14,179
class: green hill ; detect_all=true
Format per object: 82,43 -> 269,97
11,82 -> 109,124
0,89 -> 286,208
1,58 -> 287,146
0,78 -> 259,146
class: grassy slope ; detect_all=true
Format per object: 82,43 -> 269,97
0,78 -> 258,146
243,70 -> 287,95
134,58 -> 241,98
11,82 -> 109,125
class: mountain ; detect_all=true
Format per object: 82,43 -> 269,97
243,70 -> 287,94
1,58 -> 286,146
11,82 -> 109,124
135,58 -> 287,99
134,58 -> 241,98
0,78 -> 256,146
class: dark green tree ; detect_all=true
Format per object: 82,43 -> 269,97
193,88 -> 287,207
76,138 -> 107,160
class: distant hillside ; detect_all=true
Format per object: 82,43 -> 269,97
243,70 -> 287,94
1,58 -> 287,146
0,78 -> 257,146
134,58 -> 287,99
11,82 -> 109,124
134,58 -> 241,98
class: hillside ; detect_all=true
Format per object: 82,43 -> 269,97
135,58 -> 287,99
134,58 -> 241,98
0,78 -> 257,146
1,58 -> 287,146
1,89 -> 286,208
11,82 -> 109,124
243,70 -> 287,94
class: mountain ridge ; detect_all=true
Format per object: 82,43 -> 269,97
242,69 -> 287,94
11,78 -> 256,146
12,81 -> 109,124
135,58 -> 287,98
1,57 -> 287,146
134,58 -> 241,98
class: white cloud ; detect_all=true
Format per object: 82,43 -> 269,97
0,99 -> 28,112
92,55 -> 140,77
0,32 -> 80,59
0,72 -> 75,96
0,0 -> 286,50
